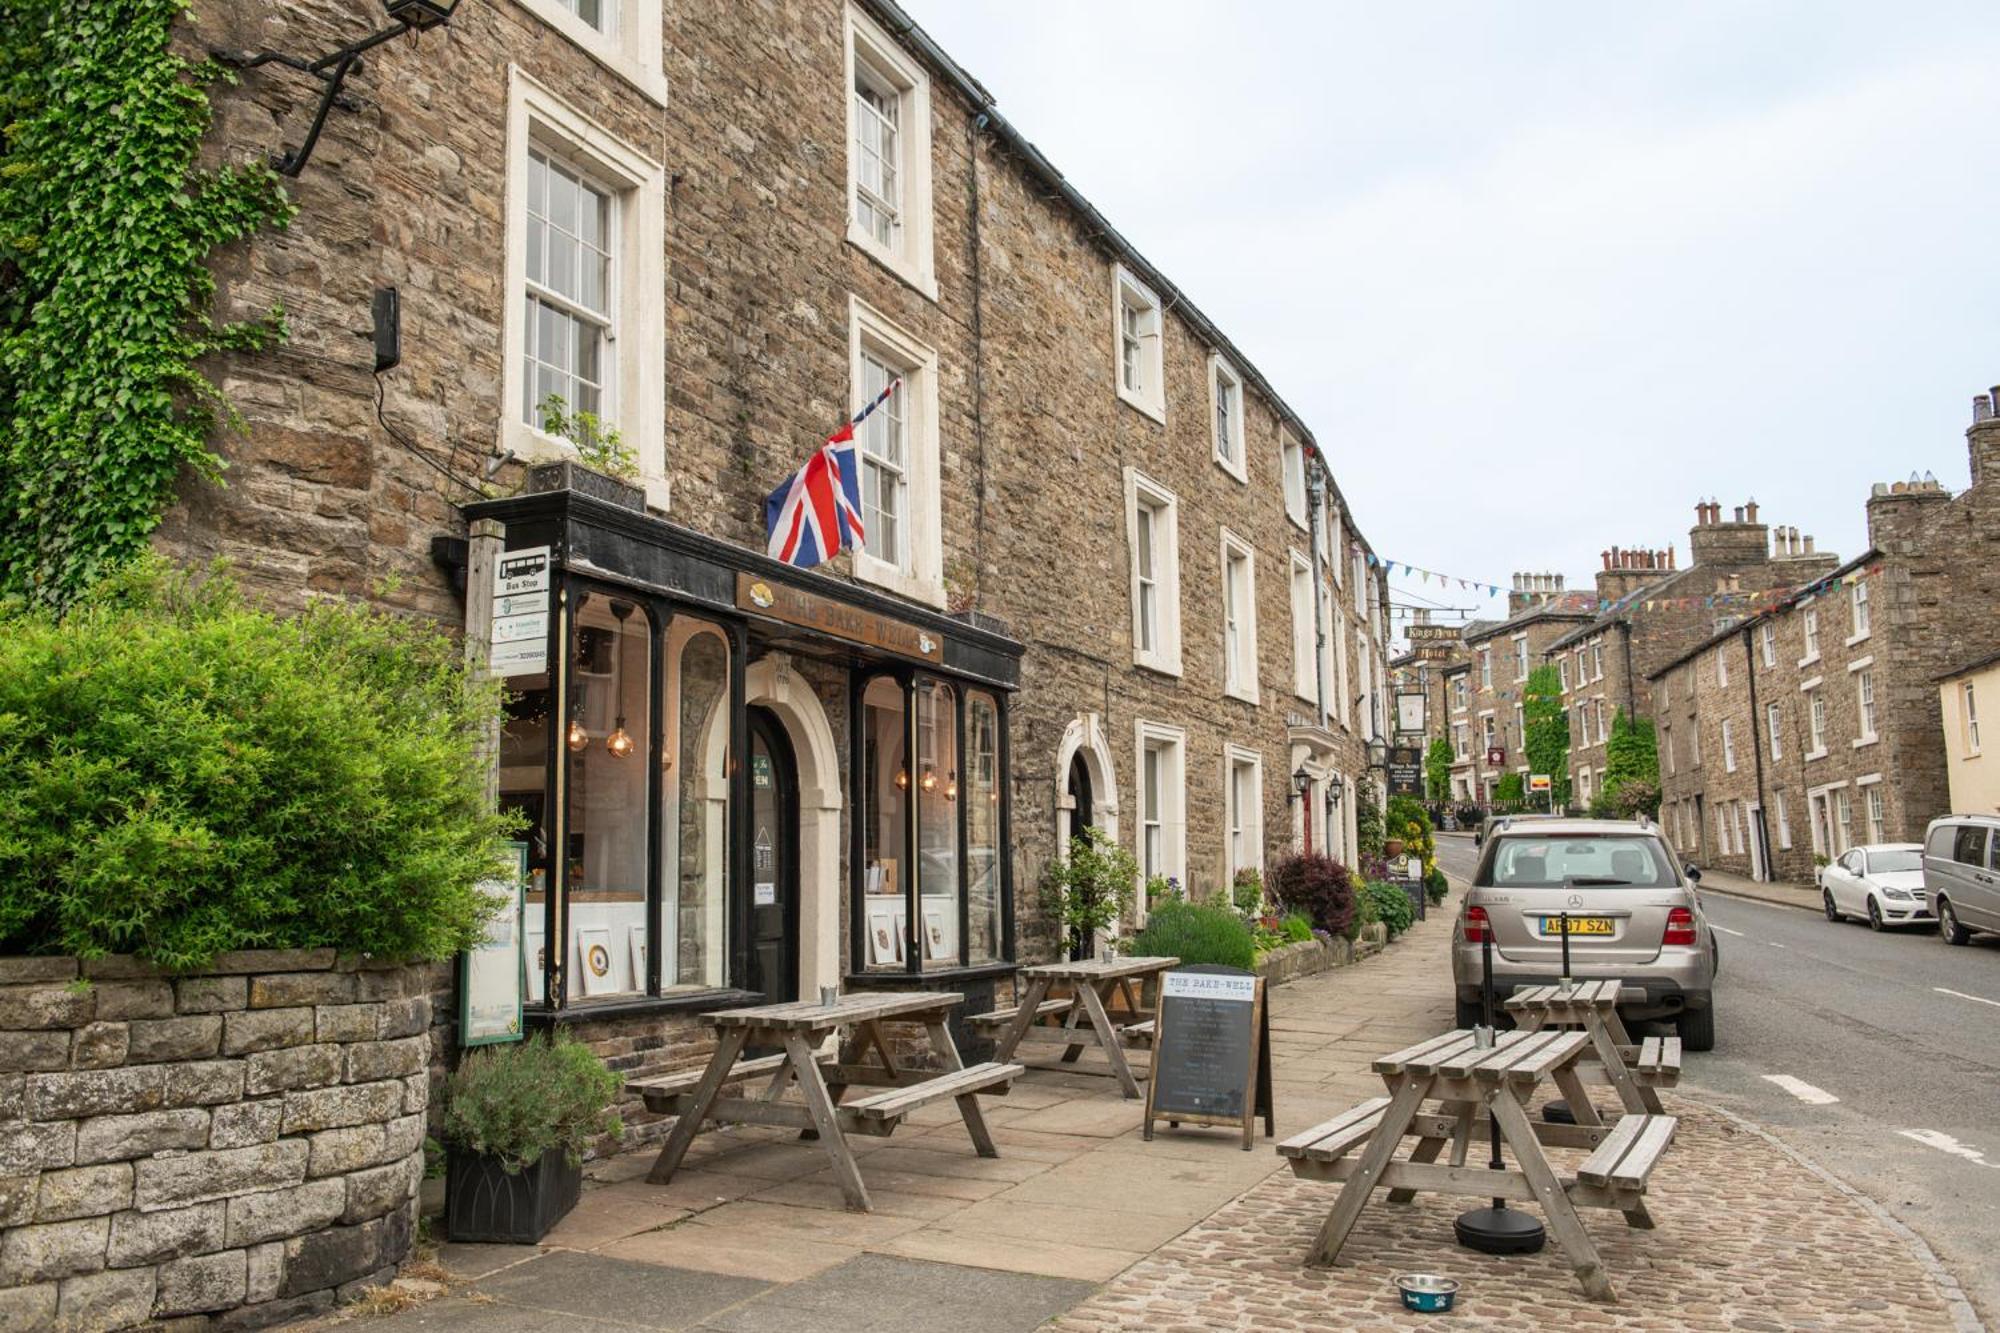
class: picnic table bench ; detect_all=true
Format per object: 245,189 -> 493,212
977,954 -> 1177,1099
1504,980 -> 1676,1117
1277,1026 -> 1678,1302
635,991 -> 1020,1212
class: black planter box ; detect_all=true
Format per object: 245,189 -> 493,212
445,1146 -> 582,1244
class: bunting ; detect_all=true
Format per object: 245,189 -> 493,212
1364,550 -> 1504,598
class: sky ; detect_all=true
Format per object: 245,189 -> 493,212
906,1 -> 2000,643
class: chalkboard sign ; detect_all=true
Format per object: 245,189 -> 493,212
1143,965 -> 1274,1150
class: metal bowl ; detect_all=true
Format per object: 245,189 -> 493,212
1395,1273 -> 1460,1313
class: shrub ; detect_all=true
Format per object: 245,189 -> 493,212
1425,867 -> 1449,905
1124,899 -> 1254,970
1361,880 -> 1416,938
1281,912 -> 1314,944
442,1033 -> 624,1172
1351,882 -> 1379,938
1231,866 -> 1265,917
0,559 -> 515,969
1268,853 -> 1356,939
1354,785 -> 1383,862
1037,825 -> 1136,956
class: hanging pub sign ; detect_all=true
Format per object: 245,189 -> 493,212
1387,745 -> 1424,797
460,842 -> 528,1046
1405,624 -> 1461,643
1143,965 -> 1274,1151
1486,745 -> 1506,768
1395,691 -> 1426,737
489,546 -> 551,677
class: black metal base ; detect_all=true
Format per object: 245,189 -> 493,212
1541,1099 -> 1576,1125
1454,1205 -> 1547,1254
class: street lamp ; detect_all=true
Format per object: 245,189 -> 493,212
1326,772 -> 1345,805
1292,766 -> 1314,856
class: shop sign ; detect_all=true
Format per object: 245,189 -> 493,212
1387,745 -> 1424,797
1529,773 -> 1552,793
489,546 -> 551,677
735,573 -> 943,663
1486,745 -> 1505,768
1405,624 -> 1460,643
1412,644 -> 1456,662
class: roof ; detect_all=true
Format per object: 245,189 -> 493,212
1461,599 -> 1598,648
1644,549 -> 1881,682
1938,647 -> 2000,682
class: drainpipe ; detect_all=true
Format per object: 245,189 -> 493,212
1306,464 -> 1329,853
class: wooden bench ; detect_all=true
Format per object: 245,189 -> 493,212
630,1051 -> 832,1113
966,997 -> 1074,1031
1118,1019 -> 1155,1048
843,1061 -> 1022,1120
1570,1112 -> 1677,1230
1631,1036 -> 1682,1086
1277,1097 -> 1393,1168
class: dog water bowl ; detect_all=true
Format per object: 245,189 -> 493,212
1395,1273 -> 1460,1313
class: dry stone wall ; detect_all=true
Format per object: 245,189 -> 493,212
0,951 -> 429,1331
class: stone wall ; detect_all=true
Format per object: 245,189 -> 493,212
0,951 -> 430,1331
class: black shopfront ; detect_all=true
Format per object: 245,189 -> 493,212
445,481 -> 1022,1036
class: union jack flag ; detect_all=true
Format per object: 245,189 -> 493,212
764,379 -> 898,569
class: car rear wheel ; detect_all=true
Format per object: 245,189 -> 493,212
1822,890 -> 1841,923
1938,898 -> 1972,946
1677,1005 -> 1715,1052
1867,898 -> 1885,931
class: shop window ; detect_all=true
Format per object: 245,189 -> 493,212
859,675 -> 910,971
665,622 -> 730,991
966,692 -> 1003,963
916,680 -> 957,972
562,595 -> 651,1000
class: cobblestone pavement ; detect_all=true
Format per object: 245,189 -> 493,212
1050,883 -> 1975,1333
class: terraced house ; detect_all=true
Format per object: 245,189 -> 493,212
160,0 -> 1391,1129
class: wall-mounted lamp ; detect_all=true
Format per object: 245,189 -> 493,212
1327,773 -> 1346,806
1290,766 -> 1313,801
214,1 -> 461,178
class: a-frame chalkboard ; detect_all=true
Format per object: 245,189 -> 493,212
1142,964 -> 1275,1150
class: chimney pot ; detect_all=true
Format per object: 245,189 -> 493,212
1989,384 -> 2000,410
1668,543 -> 1677,569
1601,550 -> 1611,571
1745,499 -> 1760,523
1803,534 -> 1815,554
1975,395 -> 1993,424
1732,505 -> 1744,523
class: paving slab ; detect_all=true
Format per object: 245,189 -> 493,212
874,1225 -> 1147,1283
597,1225 -> 861,1283
453,1251 -> 772,1329
694,1254 -> 1095,1333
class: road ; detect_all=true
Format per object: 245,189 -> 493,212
1434,833 -> 2000,1323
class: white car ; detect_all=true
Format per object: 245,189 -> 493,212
1819,844 -> 1931,930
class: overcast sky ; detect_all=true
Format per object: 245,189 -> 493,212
909,1 -> 2000,641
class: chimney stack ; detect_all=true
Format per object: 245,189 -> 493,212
1802,534 -> 1815,555
1977,394 -> 1994,424
1745,498 -> 1759,524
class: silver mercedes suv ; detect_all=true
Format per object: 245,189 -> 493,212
1451,819 -> 1719,1050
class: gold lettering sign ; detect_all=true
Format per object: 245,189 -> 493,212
736,573 -> 944,663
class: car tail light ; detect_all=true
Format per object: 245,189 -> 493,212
1664,907 -> 1697,947
1464,905 -> 1492,943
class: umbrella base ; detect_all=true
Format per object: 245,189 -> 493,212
1454,1205 -> 1547,1254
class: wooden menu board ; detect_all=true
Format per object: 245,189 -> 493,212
1142,965 -> 1274,1150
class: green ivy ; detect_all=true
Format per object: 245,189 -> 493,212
0,0 -> 293,606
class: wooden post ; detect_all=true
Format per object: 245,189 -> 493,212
465,518 -> 505,810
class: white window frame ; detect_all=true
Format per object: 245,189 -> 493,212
844,4 -> 936,298
1280,429 -> 1307,530
501,68 -> 668,508
1453,721 -> 1469,761
1478,648 -> 1492,691
1800,607 -> 1821,666
1717,652 -> 1729,689
1965,681 -> 1982,756
1592,643 -> 1604,681
1512,634 -> 1529,683
1722,718 -> 1737,773
1767,701 -> 1783,760
1220,528 -> 1260,704
1558,659 -> 1569,693
1290,552 -> 1316,702
1663,724 -> 1676,776
848,296 -> 944,607
1775,793 -> 1792,849
1804,683 -> 1827,759
1136,721 -> 1187,888
1224,745 -> 1265,881
1860,776 -> 1886,843
508,0 -> 668,105
1123,469 -> 1183,675
1451,675 -> 1468,714
1113,265 -> 1166,423
1847,578 -> 1871,644
1851,662 -> 1877,746
1209,354 -> 1247,482
1761,622 -> 1777,668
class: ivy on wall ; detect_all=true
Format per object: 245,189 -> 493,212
0,0 -> 293,606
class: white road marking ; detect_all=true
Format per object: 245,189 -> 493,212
1768,942 -> 1787,949
1711,924 -> 1746,937
1898,1129 -> 2000,1168
1933,986 -> 2000,1010
1762,1074 -> 1839,1104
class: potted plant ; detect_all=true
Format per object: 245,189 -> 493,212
442,1032 -> 624,1244
1037,825 -> 1137,959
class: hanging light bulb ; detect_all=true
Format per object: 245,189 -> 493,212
605,723 -> 635,759
894,768 -> 909,790
567,717 -> 589,752
921,768 -> 938,793
945,772 -> 958,801
604,600 -> 636,760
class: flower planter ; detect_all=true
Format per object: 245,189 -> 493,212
521,459 -> 645,512
446,1145 -> 582,1244
1383,837 -> 1405,858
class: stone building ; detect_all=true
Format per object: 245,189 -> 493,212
1938,651 -> 2000,818
1546,502 -> 1837,806
1445,576 -> 1596,802
148,0 -> 1390,1122
1653,390 -> 2000,880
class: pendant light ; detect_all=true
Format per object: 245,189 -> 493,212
604,600 -> 636,759
567,590 -> 592,752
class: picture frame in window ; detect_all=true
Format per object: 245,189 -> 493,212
866,903 -> 904,966
922,908 -> 947,961
577,925 -> 619,997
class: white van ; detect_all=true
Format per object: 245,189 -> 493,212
1921,814 -> 2000,945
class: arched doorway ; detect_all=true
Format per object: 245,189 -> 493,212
1066,753 -> 1095,843
746,707 -> 799,1003
744,653 -> 842,1001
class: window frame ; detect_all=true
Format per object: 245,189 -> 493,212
1722,718 -> 1736,773
1761,623 -> 1777,668
508,0 -> 669,105
1124,469 -> 1182,676
1280,429 -> 1307,530
1852,663 -> 1877,745
1209,354 -> 1247,482
501,68 -> 668,509
848,296 -> 944,607
843,3 -> 937,298
1289,551 -> 1316,702
1136,721 -> 1188,889
1112,265 -> 1166,423
1224,745 -> 1265,882
1965,680 -> 1982,756
1767,701 -> 1783,760
1219,528 -> 1260,704
1800,607 -> 1821,665
1512,634 -> 1528,683
1848,578 -> 1871,644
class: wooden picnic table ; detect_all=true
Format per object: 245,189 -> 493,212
633,992 -> 1020,1212
1504,980 -> 1679,1118
975,955 -> 1178,1100
1277,1027 -> 1679,1302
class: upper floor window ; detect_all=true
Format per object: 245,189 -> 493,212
1220,529 -> 1259,703
1512,636 -> 1528,682
1453,721 -> 1469,760
1801,607 -> 1821,664
1761,622 -> 1777,668
1722,718 -> 1737,772
1849,579 -> 1871,641
1591,644 -> 1603,680
1452,676 -> 1468,712
849,297 -> 943,606
1281,430 -> 1307,529
1717,651 -> 1729,689
1478,649 -> 1492,690
1767,702 -> 1783,759
503,70 -> 667,506
1558,659 -> 1569,692
1807,688 -> 1827,755
1114,267 -> 1166,422
1966,681 -> 1983,755
1855,668 -> 1877,742
1210,356 -> 1246,481
846,5 -> 935,296
512,1 -> 668,104
1125,470 -> 1182,675
1290,554 -> 1316,701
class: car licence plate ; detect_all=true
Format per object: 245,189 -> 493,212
1538,916 -> 1613,937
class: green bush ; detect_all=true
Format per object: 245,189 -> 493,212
1424,867 -> 1449,906
1351,882 -> 1379,938
1231,866 -> 1264,916
1281,912 -> 1314,944
1361,880 -> 1416,938
0,559 -> 515,969
1124,899 -> 1255,970
442,1033 -> 623,1172
1267,852 -> 1357,939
